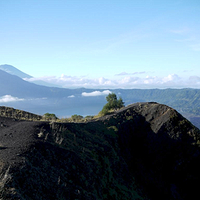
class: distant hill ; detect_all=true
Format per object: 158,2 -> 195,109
0,64 -> 32,79
0,69 -> 53,97
0,64 -> 59,87
116,88 -> 200,127
0,102 -> 199,199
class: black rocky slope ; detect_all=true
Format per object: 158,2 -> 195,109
0,102 -> 200,200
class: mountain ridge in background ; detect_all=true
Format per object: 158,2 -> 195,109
0,64 -> 32,79
0,64 -> 59,87
0,65 -> 200,129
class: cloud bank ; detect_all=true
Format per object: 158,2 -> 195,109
0,95 -> 24,103
24,73 -> 200,89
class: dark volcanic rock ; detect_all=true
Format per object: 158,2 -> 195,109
103,102 -> 200,199
0,102 -> 200,200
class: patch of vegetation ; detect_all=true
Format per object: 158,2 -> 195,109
108,125 -> 118,132
0,106 -> 42,121
99,93 -> 125,116
43,113 -> 58,121
70,114 -> 83,122
57,115 -> 95,123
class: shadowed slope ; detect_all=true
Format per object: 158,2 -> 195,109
0,102 -> 200,199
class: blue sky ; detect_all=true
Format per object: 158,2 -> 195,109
1,0 -> 200,88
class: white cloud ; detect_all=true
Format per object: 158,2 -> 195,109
144,76 -> 159,84
82,90 -> 112,97
23,76 -> 56,82
162,74 -> 180,83
0,95 -> 24,103
24,76 -> 116,88
23,73 -> 200,89
68,95 -> 75,98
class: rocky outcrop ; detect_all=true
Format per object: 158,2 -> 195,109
103,102 -> 200,199
0,102 -> 200,199
0,106 -> 42,121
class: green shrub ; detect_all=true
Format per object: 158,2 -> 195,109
99,93 -> 124,116
43,113 -> 57,121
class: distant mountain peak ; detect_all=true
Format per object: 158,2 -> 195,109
0,64 -> 32,79
0,64 -> 59,87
